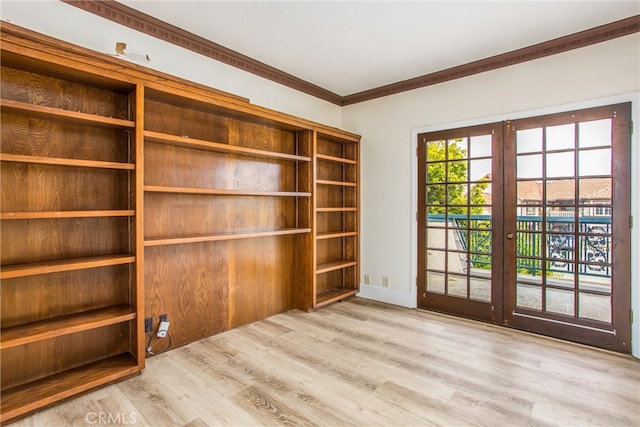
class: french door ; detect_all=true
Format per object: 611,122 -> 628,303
417,123 -> 504,323
418,103 -> 632,352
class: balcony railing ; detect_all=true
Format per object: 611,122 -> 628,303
426,214 -> 612,278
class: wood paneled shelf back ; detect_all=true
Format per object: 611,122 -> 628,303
0,22 -> 359,423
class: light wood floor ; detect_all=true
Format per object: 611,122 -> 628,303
12,298 -> 640,427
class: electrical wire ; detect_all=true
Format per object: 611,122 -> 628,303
145,329 -> 172,355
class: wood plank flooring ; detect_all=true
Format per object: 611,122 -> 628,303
11,298 -> 640,426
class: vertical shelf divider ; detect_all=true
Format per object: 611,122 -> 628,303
133,84 -> 146,368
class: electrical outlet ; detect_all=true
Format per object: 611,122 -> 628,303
157,314 -> 169,338
382,276 -> 390,287
144,317 -> 153,333
157,321 -> 170,338
364,274 -> 370,285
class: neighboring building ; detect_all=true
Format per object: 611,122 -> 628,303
516,178 -> 611,217
473,177 -> 611,217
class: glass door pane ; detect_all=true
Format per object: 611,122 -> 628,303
513,120 -> 614,320
418,124 -> 502,322
505,103 -> 631,353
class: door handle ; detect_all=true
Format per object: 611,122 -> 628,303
506,233 -> 514,239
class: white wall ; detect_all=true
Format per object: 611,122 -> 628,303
343,33 -> 640,356
0,0 -> 342,127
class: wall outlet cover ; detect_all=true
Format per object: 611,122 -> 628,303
157,321 -> 170,338
144,317 -> 153,333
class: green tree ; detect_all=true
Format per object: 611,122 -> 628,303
425,141 -> 554,275
426,139 -> 490,270
426,140 -> 487,215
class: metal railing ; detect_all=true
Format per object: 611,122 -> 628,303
426,214 -> 612,278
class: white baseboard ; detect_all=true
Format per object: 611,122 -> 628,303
357,283 -> 415,308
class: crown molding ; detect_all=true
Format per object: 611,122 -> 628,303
62,1 -> 639,107
341,15 -> 640,105
61,0 -> 343,105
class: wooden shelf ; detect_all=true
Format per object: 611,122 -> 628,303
0,353 -> 139,423
316,259 -> 358,275
316,153 -> 357,164
144,228 -> 312,247
316,231 -> 358,240
0,99 -> 135,129
315,287 -> 358,308
145,185 -> 310,197
0,153 -> 135,170
313,134 -> 360,310
0,305 -> 136,350
316,207 -> 358,212
0,255 -> 136,279
145,130 -> 311,162
1,210 -> 135,220
316,179 -> 357,187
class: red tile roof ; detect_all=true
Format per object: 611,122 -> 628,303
516,178 -> 610,203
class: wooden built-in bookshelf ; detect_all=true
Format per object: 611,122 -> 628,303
312,131 -> 361,308
0,40 -> 143,423
142,87 -> 316,342
0,22 -> 360,422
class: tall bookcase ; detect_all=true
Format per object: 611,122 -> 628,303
313,130 -> 361,308
0,51 -> 144,422
142,87 -> 313,345
0,22 -> 360,422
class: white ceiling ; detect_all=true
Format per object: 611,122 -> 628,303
120,1 -> 639,96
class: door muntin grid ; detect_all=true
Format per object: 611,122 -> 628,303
514,118 -> 614,325
425,135 -> 493,302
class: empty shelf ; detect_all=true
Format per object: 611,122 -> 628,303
0,99 -> 135,129
0,353 -> 140,423
1,210 -> 135,220
144,228 -> 312,247
145,185 -> 310,197
316,260 -> 358,274
0,153 -> 135,170
316,231 -> 358,240
316,153 -> 357,164
145,130 -> 311,162
1,255 -> 136,279
0,305 -> 136,349
316,287 -> 358,308
316,179 -> 357,187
